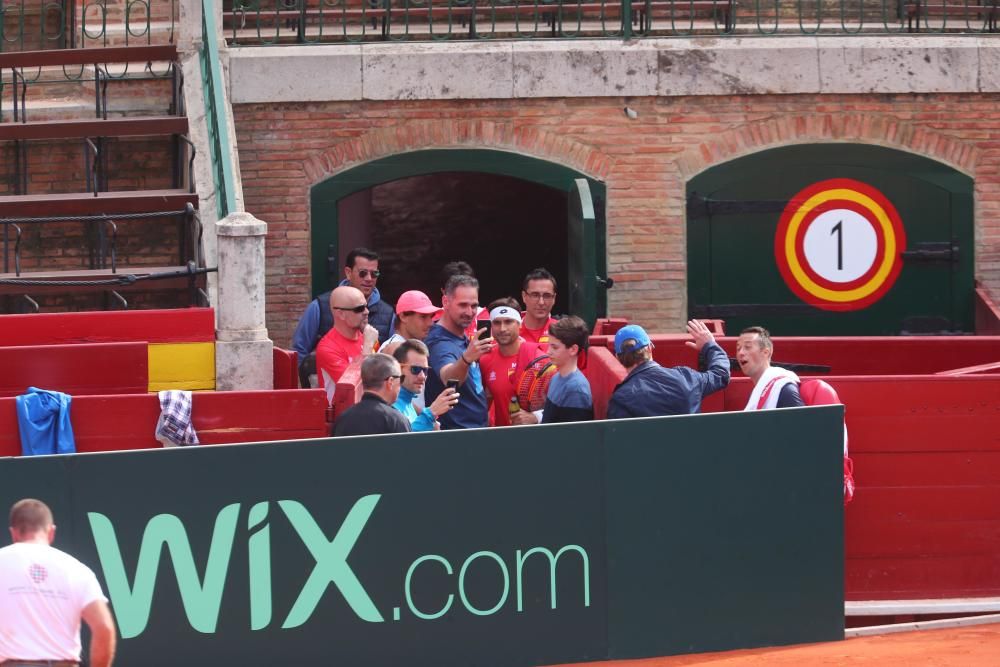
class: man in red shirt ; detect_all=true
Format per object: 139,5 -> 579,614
479,298 -> 541,427
520,268 -> 559,350
316,286 -> 374,388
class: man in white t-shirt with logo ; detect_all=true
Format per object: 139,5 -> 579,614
0,499 -> 116,667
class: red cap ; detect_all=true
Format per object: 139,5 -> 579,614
396,290 -> 442,315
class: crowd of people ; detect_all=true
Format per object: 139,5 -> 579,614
290,246 -> 805,437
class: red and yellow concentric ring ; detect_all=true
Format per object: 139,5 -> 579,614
774,178 -> 906,312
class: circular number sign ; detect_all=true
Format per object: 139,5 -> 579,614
774,178 -> 906,311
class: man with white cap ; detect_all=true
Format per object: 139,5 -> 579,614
607,320 -> 730,419
479,297 -> 541,427
378,290 -> 444,356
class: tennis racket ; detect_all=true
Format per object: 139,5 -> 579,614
516,354 -> 557,412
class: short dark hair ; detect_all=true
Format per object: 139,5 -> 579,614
440,261 -> 475,290
392,339 -> 429,364
487,297 -> 520,312
522,268 -> 557,292
9,498 -> 53,534
346,247 -> 379,268
360,353 -> 400,390
444,274 -> 479,296
740,326 -> 773,353
549,316 -> 589,353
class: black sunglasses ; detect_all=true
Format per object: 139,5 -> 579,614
405,365 -> 430,376
356,269 -> 381,279
384,374 -> 404,382
334,304 -> 368,314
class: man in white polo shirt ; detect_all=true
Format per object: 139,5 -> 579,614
0,498 -> 116,667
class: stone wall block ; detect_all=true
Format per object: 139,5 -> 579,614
363,42 -> 513,100
230,46 -> 363,103
654,37 -> 821,96
512,40 -> 658,98
818,36 -> 979,93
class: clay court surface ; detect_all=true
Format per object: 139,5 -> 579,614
554,623 -> 1000,666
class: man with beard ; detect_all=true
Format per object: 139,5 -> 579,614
425,274 -> 492,429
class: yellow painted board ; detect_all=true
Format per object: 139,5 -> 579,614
148,342 -> 216,391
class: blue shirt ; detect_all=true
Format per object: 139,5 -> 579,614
393,385 -> 437,432
542,370 -> 594,424
425,323 -> 488,430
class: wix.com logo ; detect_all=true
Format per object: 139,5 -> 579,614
88,495 -> 591,639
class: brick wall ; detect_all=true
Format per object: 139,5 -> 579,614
233,93 -> 1000,346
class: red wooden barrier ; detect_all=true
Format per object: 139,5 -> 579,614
593,334 -> 1000,376
714,374 -> 1000,600
0,342 -> 148,397
332,358 -> 365,424
581,346 -> 627,421
0,308 -> 214,346
0,389 -> 329,456
273,346 -> 300,389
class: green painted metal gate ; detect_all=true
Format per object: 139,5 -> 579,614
687,144 -> 974,335
310,150 -> 610,326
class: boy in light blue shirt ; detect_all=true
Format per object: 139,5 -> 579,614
542,316 -> 594,424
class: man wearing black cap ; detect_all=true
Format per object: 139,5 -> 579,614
607,320 -> 730,419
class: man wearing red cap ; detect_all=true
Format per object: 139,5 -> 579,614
378,290 -> 443,357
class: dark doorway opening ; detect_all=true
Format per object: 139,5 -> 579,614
357,172 -> 568,312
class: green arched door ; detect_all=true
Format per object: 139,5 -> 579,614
310,149 -> 610,325
687,144 -> 974,335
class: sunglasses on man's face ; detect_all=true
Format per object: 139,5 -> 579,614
356,269 -> 381,279
405,365 -> 430,376
334,304 -> 368,314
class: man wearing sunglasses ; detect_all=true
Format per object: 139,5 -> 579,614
333,353 -> 411,437
520,268 -> 559,350
291,247 -> 393,386
316,286 -> 375,389
391,339 -> 459,431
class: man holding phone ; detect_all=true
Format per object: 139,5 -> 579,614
479,298 -> 541,427
425,274 -> 492,429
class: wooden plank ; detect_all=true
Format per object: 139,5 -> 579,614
147,342 -> 216,392
0,190 -> 197,216
846,517 -> 1000,558
848,486 -> 1000,522
853,451 -> 1000,486
0,308 -> 215,346
0,266 -> 205,297
0,45 -> 177,69
273,346 -> 300,390
0,116 -> 189,141
0,342 -> 148,398
846,554 -> 1000,599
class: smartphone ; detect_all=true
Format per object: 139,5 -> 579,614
476,319 -> 492,341
446,379 -> 461,392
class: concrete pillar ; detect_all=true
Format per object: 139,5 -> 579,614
215,212 -> 273,390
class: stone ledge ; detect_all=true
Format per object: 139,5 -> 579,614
229,37 -> 1000,103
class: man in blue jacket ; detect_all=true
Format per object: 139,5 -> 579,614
607,320 -> 730,419
291,247 -> 395,386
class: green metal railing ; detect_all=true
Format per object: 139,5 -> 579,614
201,0 -> 238,219
0,0 -> 176,52
224,0 -> 999,43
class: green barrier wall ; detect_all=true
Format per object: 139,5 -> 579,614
0,407 -> 843,666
